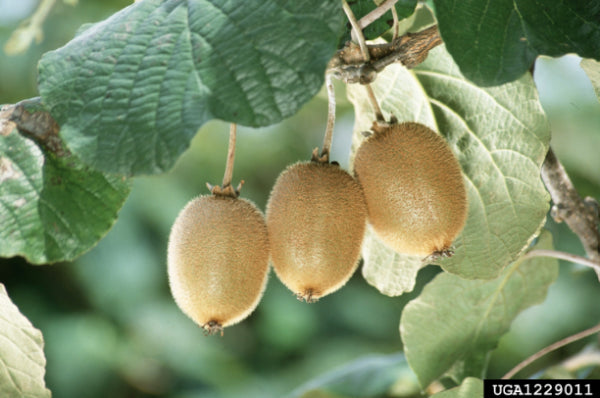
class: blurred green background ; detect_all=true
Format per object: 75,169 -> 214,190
1,1 -> 599,397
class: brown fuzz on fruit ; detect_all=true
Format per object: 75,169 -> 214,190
266,159 -> 368,302
167,191 -> 270,335
353,121 -> 468,257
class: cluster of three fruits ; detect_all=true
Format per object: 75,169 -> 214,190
167,122 -> 468,334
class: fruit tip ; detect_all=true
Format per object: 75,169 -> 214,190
296,289 -> 319,303
202,320 -> 224,336
424,247 -> 455,263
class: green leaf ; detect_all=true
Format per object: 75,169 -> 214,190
433,0 -> 600,86
0,284 -> 51,398
431,377 -> 483,398
400,231 -> 558,387
347,44 -> 550,281
287,353 -> 413,398
581,58 -> 600,101
0,126 -> 131,264
38,0 -> 345,175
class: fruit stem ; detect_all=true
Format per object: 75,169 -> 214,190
222,123 -> 237,189
320,73 -> 336,161
209,123 -> 240,197
365,84 -> 385,122
342,0 -> 385,122
357,0 -> 398,31
391,5 -> 400,41
342,0 -> 370,62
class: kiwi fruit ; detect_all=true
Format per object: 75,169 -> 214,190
266,158 -> 367,302
167,192 -> 270,335
353,121 -> 468,258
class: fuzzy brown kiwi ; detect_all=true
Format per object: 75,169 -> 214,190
167,124 -> 269,335
167,193 -> 270,335
353,121 -> 468,258
266,159 -> 367,302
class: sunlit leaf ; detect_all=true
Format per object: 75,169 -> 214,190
0,284 -> 51,398
400,231 -> 558,387
581,58 -> 600,101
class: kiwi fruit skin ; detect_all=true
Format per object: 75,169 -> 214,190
353,122 -> 468,257
266,161 -> 367,302
167,195 -> 270,332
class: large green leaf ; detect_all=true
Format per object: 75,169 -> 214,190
399,231 -> 558,387
431,377 -> 483,398
287,353 -> 414,398
433,0 -> 600,86
0,125 -> 131,264
348,44 -> 550,283
38,0 -> 344,175
0,284 -> 51,397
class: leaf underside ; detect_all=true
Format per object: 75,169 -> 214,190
360,226 -> 426,297
38,0 -> 345,175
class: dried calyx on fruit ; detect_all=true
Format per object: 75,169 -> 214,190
353,119 -> 468,259
167,125 -> 270,335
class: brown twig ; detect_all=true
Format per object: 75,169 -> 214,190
502,322 -> 600,379
329,25 -> 442,84
541,148 -> 600,279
